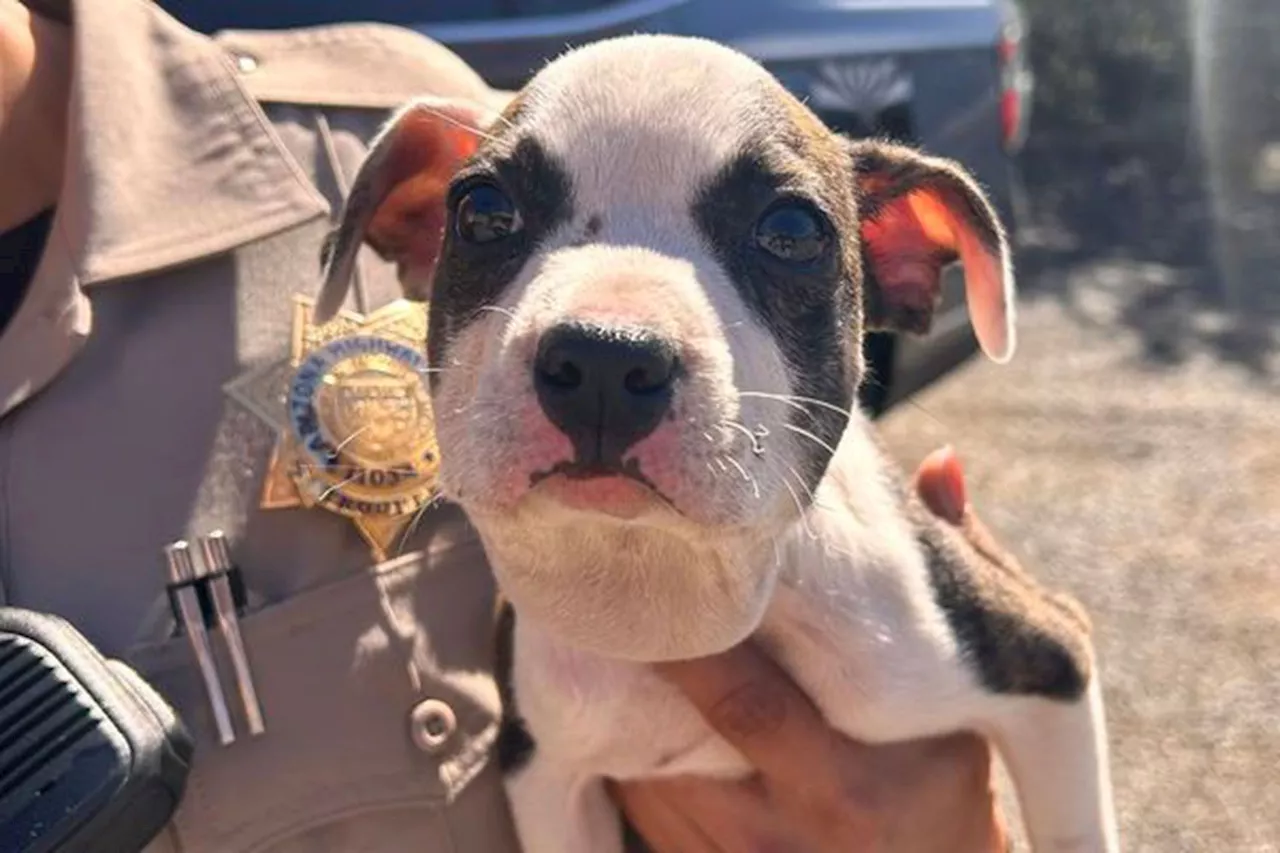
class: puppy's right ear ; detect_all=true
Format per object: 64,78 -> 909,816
314,97 -> 494,324
850,140 -> 1016,364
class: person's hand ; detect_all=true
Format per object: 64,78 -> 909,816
610,446 -> 1011,852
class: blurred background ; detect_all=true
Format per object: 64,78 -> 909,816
163,1 -> 1280,848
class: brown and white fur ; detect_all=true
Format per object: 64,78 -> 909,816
316,34 -> 1119,853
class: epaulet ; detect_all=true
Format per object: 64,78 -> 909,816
214,22 -> 499,111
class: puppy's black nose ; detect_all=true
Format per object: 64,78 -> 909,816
534,322 -> 678,462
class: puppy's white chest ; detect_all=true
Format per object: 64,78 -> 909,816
512,558 -> 975,783
513,620 -> 752,781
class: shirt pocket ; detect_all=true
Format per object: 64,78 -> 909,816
123,537 -> 513,853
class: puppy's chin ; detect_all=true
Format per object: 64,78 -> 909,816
467,499 -> 780,662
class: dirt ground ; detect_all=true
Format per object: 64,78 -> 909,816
877,254 -> 1280,851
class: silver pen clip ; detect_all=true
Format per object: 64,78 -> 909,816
164,541 -> 236,746
197,531 -> 266,737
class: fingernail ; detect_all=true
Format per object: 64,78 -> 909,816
937,447 -> 967,522
919,445 -> 966,523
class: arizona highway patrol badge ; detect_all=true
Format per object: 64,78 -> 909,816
225,296 -> 440,561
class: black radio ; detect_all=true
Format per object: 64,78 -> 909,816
0,608 -> 192,853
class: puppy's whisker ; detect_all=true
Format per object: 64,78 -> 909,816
466,392 -> 520,420
895,396 -> 949,430
419,103 -> 504,144
761,457 -> 856,562
722,456 -> 761,499
738,390 -> 854,421
477,101 -> 517,132
315,472 -> 363,503
722,455 -> 750,481
778,473 -> 817,541
781,460 -> 818,503
470,308 -> 519,345
768,456 -> 839,514
739,393 -> 809,419
778,465 -> 831,545
478,304 -> 518,320
856,376 -> 951,429
719,420 -> 767,455
393,491 -> 448,557
289,461 -> 339,475
782,422 -> 839,457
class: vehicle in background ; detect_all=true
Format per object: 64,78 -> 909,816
164,0 -> 1033,415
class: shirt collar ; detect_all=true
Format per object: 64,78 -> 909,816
63,0 -> 329,286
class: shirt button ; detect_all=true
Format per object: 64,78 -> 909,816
408,698 -> 457,754
233,53 -> 259,74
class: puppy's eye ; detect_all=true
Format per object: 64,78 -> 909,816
755,202 -> 830,263
456,183 -> 523,244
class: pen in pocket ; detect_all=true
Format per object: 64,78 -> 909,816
164,540 -> 236,746
196,531 -> 266,737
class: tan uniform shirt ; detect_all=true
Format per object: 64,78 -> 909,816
0,1 -> 522,849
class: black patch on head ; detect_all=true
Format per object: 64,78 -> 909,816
912,510 -> 1090,701
427,133 -> 575,385
494,600 -> 537,774
691,123 -> 861,494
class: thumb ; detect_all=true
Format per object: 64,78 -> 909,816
914,445 -> 968,525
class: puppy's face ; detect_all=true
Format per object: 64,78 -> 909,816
318,36 -> 1015,659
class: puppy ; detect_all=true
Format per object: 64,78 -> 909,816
316,34 -> 1119,853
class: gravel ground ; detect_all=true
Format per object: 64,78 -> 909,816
877,252 -> 1279,851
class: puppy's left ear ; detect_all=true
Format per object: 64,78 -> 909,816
314,96 -> 495,324
850,140 -> 1016,363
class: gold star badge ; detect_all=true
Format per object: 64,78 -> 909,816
225,296 -> 441,562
